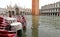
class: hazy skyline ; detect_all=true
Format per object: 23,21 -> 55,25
0,0 -> 60,9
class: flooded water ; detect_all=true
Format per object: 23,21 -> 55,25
22,15 -> 60,37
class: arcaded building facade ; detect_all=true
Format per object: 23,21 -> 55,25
41,2 -> 60,16
6,5 -> 32,17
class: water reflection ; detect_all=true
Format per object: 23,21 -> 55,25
32,15 -> 39,37
22,29 -> 26,37
32,15 -> 39,28
32,28 -> 38,37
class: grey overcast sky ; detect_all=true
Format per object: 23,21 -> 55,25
0,0 -> 60,9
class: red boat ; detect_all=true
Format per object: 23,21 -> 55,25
0,29 -> 16,37
0,16 -> 16,37
0,15 -> 26,37
17,15 -> 26,30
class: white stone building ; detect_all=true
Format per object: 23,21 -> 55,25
25,8 -> 32,15
41,1 -> 60,16
0,8 -> 7,16
6,4 -> 32,16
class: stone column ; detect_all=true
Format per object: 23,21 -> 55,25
57,13 -> 58,16
32,0 -> 39,15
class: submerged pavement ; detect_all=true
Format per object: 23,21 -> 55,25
22,15 -> 60,37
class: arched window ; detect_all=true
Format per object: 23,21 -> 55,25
12,11 -> 14,15
9,11 -> 11,17
15,7 -> 19,15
